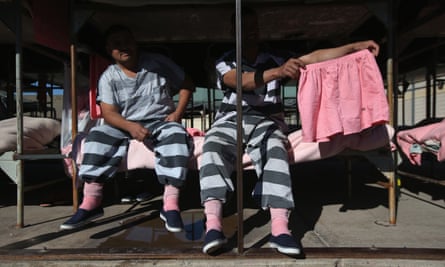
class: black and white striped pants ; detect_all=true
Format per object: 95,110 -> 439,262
199,115 -> 294,209
79,120 -> 192,187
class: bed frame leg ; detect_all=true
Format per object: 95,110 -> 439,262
385,171 -> 397,225
344,155 -> 397,225
71,160 -> 79,212
17,160 -> 24,228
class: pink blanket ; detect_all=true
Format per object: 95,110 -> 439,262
65,124 -> 394,177
396,119 -> 445,165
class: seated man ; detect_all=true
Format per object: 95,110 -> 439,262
199,7 -> 380,256
60,24 -> 195,232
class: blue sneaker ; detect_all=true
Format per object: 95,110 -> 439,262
269,234 -> 301,256
160,209 -> 184,232
60,207 -> 104,230
202,229 -> 227,254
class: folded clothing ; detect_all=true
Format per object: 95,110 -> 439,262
0,116 -> 61,154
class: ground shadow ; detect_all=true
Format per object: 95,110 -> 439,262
398,152 -> 445,202
288,156 -> 391,242
179,156 -> 391,254
0,159 -> 72,207
0,201 -> 160,250
1,156 -> 394,252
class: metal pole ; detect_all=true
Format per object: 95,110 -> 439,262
235,0 -> 244,254
15,0 -> 24,228
386,0 -> 398,225
426,66 -> 431,119
70,44 -> 79,211
432,46 -> 437,118
70,0 -> 79,211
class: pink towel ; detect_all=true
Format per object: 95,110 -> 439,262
298,49 -> 389,142
396,119 -> 445,165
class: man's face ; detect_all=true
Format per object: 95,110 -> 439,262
106,30 -> 137,63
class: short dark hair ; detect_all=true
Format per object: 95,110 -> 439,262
104,24 -> 132,42
231,6 -> 257,28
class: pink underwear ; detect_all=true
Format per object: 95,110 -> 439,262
298,49 -> 389,142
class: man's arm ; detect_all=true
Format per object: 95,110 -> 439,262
100,102 -> 149,141
165,74 -> 195,123
222,70 -> 279,91
297,40 -> 379,65
222,40 -> 379,90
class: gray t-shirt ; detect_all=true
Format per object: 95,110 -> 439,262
97,52 -> 185,121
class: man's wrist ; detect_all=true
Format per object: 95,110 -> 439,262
254,69 -> 265,86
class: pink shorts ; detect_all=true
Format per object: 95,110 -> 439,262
298,49 -> 389,142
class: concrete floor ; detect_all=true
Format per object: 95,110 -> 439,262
0,157 -> 444,266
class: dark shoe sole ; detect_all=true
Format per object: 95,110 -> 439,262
202,238 -> 227,254
269,241 -> 301,255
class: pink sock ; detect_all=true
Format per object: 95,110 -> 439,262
270,208 -> 291,236
163,184 -> 180,211
204,199 -> 223,233
79,182 -> 103,211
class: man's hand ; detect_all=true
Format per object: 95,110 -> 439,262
127,122 -> 150,141
165,111 -> 182,123
352,40 -> 380,56
277,58 -> 306,80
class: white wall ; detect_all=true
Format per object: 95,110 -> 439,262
397,77 -> 445,126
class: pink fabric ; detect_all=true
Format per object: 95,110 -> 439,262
79,182 -> 103,210
61,145 -> 74,177
270,208 -> 290,236
79,195 -> 102,211
287,124 -> 394,163
68,124 -> 393,174
298,49 -> 389,142
396,119 -> 445,165
186,128 -> 205,136
163,184 -> 180,211
83,182 -> 104,197
204,199 -> 223,232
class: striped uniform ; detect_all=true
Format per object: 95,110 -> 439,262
79,52 -> 192,187
200,49 -> 294,209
